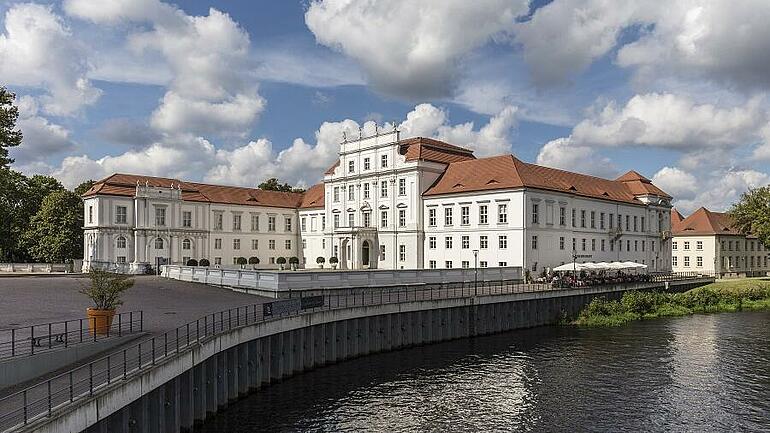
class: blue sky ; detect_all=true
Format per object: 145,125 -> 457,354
2,0 -> 770,214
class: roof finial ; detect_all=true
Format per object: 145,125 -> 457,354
358,126 -> 362,139
342,131 -> 347,142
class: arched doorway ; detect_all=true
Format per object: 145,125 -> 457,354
362,240 -> 371,268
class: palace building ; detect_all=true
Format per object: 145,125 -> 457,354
671,207 -> 769,276
82,128 -> 674,273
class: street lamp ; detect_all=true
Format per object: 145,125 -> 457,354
473,249 -> 479,296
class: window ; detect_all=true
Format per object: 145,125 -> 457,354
398,178 -> 406,196
285,240 -> 292,250
364,157 -> 370,170
531,203 -> 539,224
429,260 -> 436,269
155,207 -> 166,226
399,245 -> 406,261
641,241 -> 645,252
499,235 -> 508,249
480,261 -> 488,268
348,160 -> 355,173
673,242 -> 678,250
215,213 -> 223,230
618,214 -> 622,230
268,216 -> 276,232
233,239 -> 240,250
462,236 -> 470,249
580,210 -> 586,228
461,206 -> 470,225
559,207 -> 566,226
428,208 -> 437,226
303,240 -> 307,250
269,257 -> 275,265
684,241 -> 690,251
381,211 -> 388,228
480,236 -> 488,249
626,240 -> 631,251
672,256 -> 678,267
116,236 -> 126,249
573,238 -> 577,251
269,240 -> 276,250
116,206 -> 127,224
641,217 -> 645,232
363,183 -> 370,199
381,154 -> 388,168
634,240 -> 638,251
251,239 -> 258,250
559,237 -> 565,250
301,217 -> 307,232
182,239 -> 191,250
214,257 -> 222,265
610,240 -> 614,251
633,216 -> 638,232
322,216 -> 326,230
582,238 -> 586,251
380,245 -> 385,261
348,186 -> 354,201
697,256 -> 703,267
88,206 -> 93,224
462,261 -> 470,269
214,238 -> 222,249
498,262 -> 507,267
590,211 -> 596,229
380,181 -> 388,198
429,237 -> 437,249
322,239 -> 326,249
609,213 -> 614,229
348,212 -> 355,227
444,207 -> 453,226
531,235 -> 538,250
363,212 -> 371,227
285,217 -> 292,232
625,215 -> 630,231
600,212 -> 605,230
233,214 -> 241,231
498,204 -> 508,224
601,239 -> 605,251
334,214 -> 340,228
571,209 -> 576,227
445,261 -> 453,269
684,256 -> 690,267
155,238 -> 164,249
445,236 -> 453,249
333,187 -> 340,202
592,239 -> 596,251
399,209 -> 406,227
117,256 -> 126,264
696,241 -> 703,250
181,211 -> 191,228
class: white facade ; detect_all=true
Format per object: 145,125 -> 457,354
672,235 -> 770,275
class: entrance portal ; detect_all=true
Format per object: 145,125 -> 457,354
362,241 -> 370,268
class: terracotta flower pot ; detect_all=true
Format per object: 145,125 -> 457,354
87,308 -> 116,336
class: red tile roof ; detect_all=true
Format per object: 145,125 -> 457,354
299,183 -> 325,209
673,207 -> 742,236
671,208 -> 685,230
423,155 -> 671,205
83,173 -> 304,209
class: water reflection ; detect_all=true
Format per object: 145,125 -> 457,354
197,311 -> 770,432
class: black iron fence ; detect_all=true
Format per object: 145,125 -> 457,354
0,273 -> 712,432
0,312 -> 143,360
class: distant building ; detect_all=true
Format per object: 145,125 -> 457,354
671,207 -> 769,276
83,129 -> 674,273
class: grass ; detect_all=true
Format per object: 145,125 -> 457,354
573,278 -> 770,327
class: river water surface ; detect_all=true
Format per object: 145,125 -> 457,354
197,311 -> 770,432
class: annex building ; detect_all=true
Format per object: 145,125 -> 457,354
82,129 -> 674,274
671,207 -> 770,276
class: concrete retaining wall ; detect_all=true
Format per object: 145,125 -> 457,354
26,279 -> 711,433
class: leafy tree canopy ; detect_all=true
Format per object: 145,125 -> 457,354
730,186 -> 770,248
258,177 -> 305,193
0,87 -> 22,168
75,179 -> 96,196
23,189 -> 83,263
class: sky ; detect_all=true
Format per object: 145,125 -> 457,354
2,0 -> 770,215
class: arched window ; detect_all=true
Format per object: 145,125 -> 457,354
155,238 -> 164,250
116,236 -> 127,249
182,239 -> 191,250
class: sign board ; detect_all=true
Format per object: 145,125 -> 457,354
263,295 -> 324,317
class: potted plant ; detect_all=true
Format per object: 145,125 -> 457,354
236,257 -> 247,269
248,256 -> 260,270
289,256 -> 300,271
79,269 -> 134,335
276,256 -> 286,270
199,258 -> 210,267
316,256 -> 325,269
186,258 -> 198,266
329,256 -> 338,270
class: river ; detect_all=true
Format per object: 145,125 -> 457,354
197,311 -> 770,432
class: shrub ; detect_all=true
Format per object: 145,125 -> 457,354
673,287 -> 721,310
80,269 -> 134,310
328,256 -> 338,264
276,257 -> 286,265
289,256 -> 299,265
248,256 -> 260,265
621,291 -> 666,316
316,256 -> 325,264
186,258 -> 198,266
236,257 -> 247,266
199,258 -> 210,267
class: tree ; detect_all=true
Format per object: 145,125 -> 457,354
75,180 -> 96,196
0,168 -> 26,261
730,186 -> 770,248
0,87 -> 22,168
23,190 -> 83,262
258,177 -> 305,193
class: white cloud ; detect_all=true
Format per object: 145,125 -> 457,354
150,90 -> 265,136
650,166 -> 698,200
10,96 -> 76,164
63,0 -> 176,24
0,3 -> 100,116
535,137 -> 618,178
305,0 -> 528,99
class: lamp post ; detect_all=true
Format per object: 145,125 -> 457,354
473,249 -> 479,296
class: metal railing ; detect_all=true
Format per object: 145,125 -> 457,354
0,312 -> 143,360
0,273 -> 711,432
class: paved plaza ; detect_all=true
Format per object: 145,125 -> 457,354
0,275 -> 270,335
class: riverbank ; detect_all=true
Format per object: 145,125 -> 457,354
574,278 -> 770,326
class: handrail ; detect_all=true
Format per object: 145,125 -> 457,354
0,312 -> 143,361
0,273 -> 711,432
